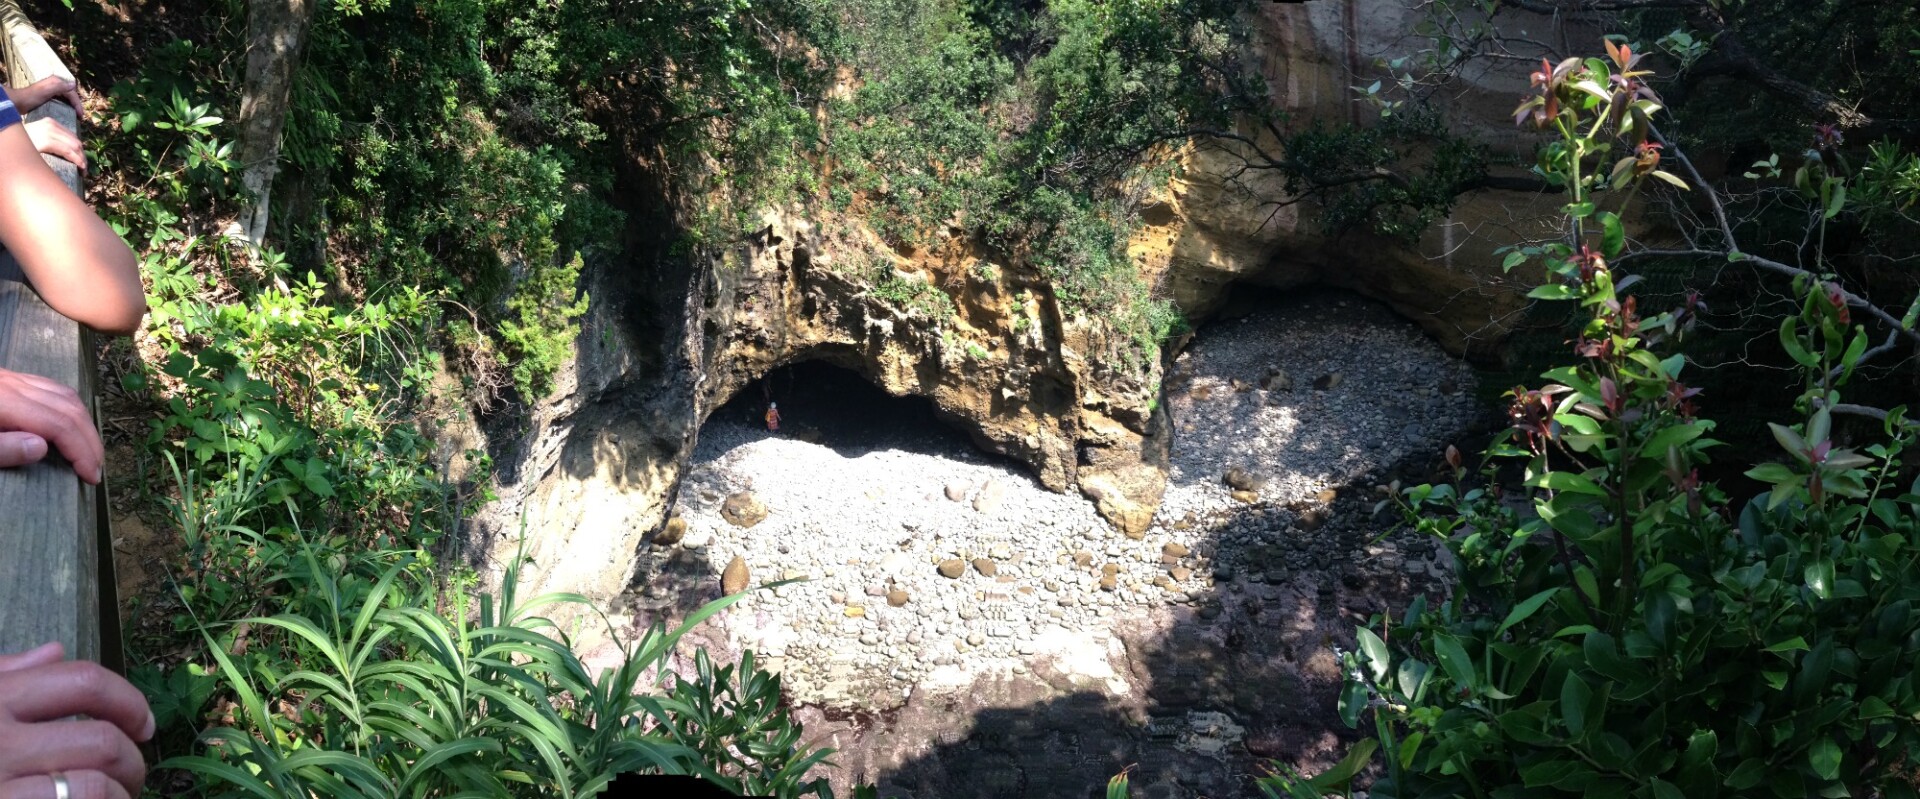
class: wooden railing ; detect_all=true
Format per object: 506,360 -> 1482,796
0,0 -> 121,669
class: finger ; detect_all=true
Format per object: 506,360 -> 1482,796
0,662 -> 154,742
0,643 -> 62,673
0,432 -> 50,468
48,138 -> 84,172
26,123 -> 85,172
1,383 -> 102,485
0,770 -> 131,799
0,720 -> 145,793
0,396 -> 96,484
0,374 -> 100,484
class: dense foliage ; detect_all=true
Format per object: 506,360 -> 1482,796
81,0 -> 847,794
155,546 -> 849,798
1400,0 -> 1920,449
1269,44 -> 1920,798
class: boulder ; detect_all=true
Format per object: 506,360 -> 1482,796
1260,368 -> 1292,392
1223,467 -> 1264,492
972,479 -> 1006,513
721,555 -> 750,596
654,516 -> 686,547
720,492 -> 768,528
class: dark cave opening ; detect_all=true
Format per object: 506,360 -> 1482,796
703,360 -> 982,460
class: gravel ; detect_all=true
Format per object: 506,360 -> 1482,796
640,291 -> 1480,707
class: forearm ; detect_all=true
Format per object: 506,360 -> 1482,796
0,125 -> 143,335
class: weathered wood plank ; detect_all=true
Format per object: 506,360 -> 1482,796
0,0 -> 112,665
0,255 -> 99,662
1,0 -> 76,89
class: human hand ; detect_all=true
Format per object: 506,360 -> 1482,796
0,642 -> 154,799
0,368 -> 102,485
7,77 -> 83,117
23,118 -> 84,172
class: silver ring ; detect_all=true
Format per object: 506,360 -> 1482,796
49,772 -> 69,799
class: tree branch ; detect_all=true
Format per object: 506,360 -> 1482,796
1825,402 -> 1919,431
1828,329 -> 1906,384
1642,126 -> 1920,364
1495,0 -> 1875,128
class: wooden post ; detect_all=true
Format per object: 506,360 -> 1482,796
0,0 -> 119,670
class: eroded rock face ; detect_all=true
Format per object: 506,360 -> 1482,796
688,211 -> 1174,540
1130,2 -> 1579,362
460,2 -> 1570,619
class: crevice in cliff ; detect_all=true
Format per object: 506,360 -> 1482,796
709,360 -> 987,461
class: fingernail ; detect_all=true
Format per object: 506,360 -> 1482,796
141,709 -> 156,741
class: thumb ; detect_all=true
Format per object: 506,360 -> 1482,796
0,641 -> 63,672
0,431 -> 50,468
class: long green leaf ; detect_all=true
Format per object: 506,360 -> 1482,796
155,753 -> 282,799
398,738 -> 505,793
281,749 -> 393,796
1498,589 -> 1562,636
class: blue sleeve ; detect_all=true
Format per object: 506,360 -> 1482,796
0,86 -> 19,131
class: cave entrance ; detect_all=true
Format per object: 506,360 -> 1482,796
700,360 -> 979,460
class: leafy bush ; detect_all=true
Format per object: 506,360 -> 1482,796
867,259 -> 958,321
155,538 -> 853,798
1270,44 -> 1920,799
499,254 -> 591,398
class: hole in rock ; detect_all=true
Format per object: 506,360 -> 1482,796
703,360 -> 981,459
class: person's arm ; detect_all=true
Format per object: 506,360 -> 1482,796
0,113 -> 142,336
6,77 -> 82,117
0,642 -> 152,799
12,78 -> 88,171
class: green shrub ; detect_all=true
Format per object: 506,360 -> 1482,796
155,538 -> 855,798
824,0 -> 1239,369
500,254 -> 591,398
867,259 -> 958,320
1268,45 -> 1920,799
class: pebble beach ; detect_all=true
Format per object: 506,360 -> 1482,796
635,292 -> 1482,709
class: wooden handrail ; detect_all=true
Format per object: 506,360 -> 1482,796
0,0 -> 120,670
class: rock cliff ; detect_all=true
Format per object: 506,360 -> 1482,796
459,0 -> 1569,610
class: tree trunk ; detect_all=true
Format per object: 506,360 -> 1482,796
233,0 -> 315,250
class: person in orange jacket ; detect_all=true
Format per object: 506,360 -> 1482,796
765,402 -> 781,433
